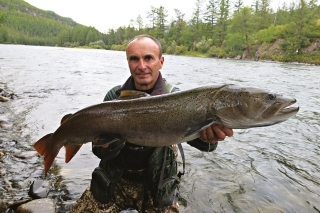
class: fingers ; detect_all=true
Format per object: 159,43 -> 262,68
101,143 -> 109,148
219,125 -> 234,137
200,124 -> 233,143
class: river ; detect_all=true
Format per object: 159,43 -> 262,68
0,44 -> 319,213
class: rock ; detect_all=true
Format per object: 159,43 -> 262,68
0,201 -> 8,213
13,151 -> 38,159
7,198 -> 31,209
28,180 -> 51,199
0,152 -> 3,158
15,198 -> 56,213
234,55 -> 242,60
0,120 -> 12,129
0,96 -> 10,102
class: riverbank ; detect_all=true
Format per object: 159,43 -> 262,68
0,81 -> 71,213
106,38 -> 320,65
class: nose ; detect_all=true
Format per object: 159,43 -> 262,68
137,59 -> 147,70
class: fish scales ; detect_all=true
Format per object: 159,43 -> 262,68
33,84 -> 299,174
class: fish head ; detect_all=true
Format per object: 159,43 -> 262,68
211,85 -> 299,128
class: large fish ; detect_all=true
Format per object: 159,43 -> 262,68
34,84 -> 299,174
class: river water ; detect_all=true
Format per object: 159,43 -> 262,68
0,44 -> 319,213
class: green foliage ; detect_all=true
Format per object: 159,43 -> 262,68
89,40 -> 106,49
0,26 -> 8,43
222,33 -> 246,52
110,43 -> 127,51
255,25 -> 286,43
166,40 -> 188,55
0,0 -> 319,64
0,0 -> 104,47
196,36 -> 213,53
208,46 -> 226,58
269,52 -> 320,65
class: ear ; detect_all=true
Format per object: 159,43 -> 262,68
159,56 -> 164,69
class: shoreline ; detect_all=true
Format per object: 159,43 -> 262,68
0,81 -> 72,212
1,43 -> 319,65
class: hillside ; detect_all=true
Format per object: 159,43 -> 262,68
0,0 -> 104,46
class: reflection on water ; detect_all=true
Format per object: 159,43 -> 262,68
0,44 -> 319,212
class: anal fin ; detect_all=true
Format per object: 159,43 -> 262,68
64,144 -> 82,163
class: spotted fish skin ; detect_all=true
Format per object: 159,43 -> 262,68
33,84 -> 299,174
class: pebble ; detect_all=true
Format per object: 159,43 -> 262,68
13,151 -> 39,159
0,96 -> 10,102
15,198 -> 56,213
28,180 -> 51,199
0,120 -> 12,129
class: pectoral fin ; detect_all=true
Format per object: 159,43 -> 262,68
92,133 -> 123,146
183,118 -> 215,141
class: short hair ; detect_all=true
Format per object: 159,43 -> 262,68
127,34 -> 163,58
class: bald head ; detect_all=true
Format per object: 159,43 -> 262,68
127,34 -> 163,58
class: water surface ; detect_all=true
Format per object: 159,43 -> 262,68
0,44 -> 319,212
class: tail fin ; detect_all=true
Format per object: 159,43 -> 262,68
34,133 -> 59,174
64,144 -> 83,163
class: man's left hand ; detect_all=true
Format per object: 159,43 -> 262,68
200,124 -> 233,144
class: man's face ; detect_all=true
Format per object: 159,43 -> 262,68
126,38 -> 164,91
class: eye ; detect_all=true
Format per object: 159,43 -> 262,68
267,94 -> 276,101
129,56 -> 139,62
144,55 -> 153,61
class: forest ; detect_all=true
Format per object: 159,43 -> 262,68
0,0 -> 320,64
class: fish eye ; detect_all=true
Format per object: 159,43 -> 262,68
267,94 -> 276,100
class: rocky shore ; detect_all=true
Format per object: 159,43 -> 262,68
0,82 -> 69,213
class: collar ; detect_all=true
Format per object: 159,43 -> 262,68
116,72 -> 165,96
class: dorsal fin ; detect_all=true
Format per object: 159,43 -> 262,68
61,113 -> 73,124
119,90 -> 150,100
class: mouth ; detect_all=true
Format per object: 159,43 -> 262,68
135,72 -> 151,79
277,99 -> 299,114
276,99 -> 299,116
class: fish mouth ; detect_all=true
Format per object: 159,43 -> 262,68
275,99 -> 299,117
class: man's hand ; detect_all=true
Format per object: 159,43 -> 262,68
199,124 -> 233,144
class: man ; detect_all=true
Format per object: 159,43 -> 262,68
70,35 -> 233,213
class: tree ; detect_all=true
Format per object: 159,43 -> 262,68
216,0 -> 230,46
190,0 -> 205,50
234,0 -> 244,13
136,14 -> 143,31
227,7 -> 256,57
255,0 -> 273,29
147,6 -> 157,29
283,0 -> 320,54
154,6 -> 168,39
203,0 -> 219,38
166,9 -> 186,45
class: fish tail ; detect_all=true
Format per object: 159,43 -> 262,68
33,133 -> 59,174
64,144 -> 83,163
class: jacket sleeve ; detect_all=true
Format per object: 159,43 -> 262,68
92,85 -> 123,160
187,139 -> 218,152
